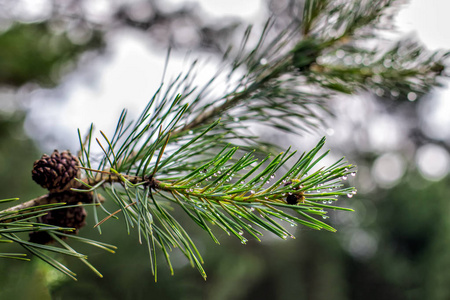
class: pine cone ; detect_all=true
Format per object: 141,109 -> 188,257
29,205 -> 87,245
32,150 -> 80,192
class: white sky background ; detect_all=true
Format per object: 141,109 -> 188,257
21,0 -> 450,182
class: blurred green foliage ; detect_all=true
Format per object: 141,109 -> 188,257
0,22 -> 103,87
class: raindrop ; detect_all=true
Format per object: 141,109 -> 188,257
352,190 -> 357,195
241,181 -> 245,184
282,180 -> 287,184
270,174 -> 275,179
288,192 -> 292,195
351,172 -> 356,177
282,193 -> 286,196
322,200 -> 327,204
391,89 -> 400,98
241,239 -> 248,244
238,231 -> 244,236
233,117 -> 239,122
213,173 -> 217,177
250,190 -> 255,194
328,188 -> 333,191
218,171 -> 222,175
290,223 -> 296,227
347,193 -> 353,198
264,197 -> 269,200
342,175 -> 348,180
266,181 -> 270,184
188,130 -> 193,134
260,58 -> 268,65
282,235 -> 288,239
250,207 -> 255,212
407,92 -> 417,101
322,215 -> 328,219
328,200 -> 333,204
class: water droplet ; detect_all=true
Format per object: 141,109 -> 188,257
196,183 -> 200,187
328,200 -> 333,204
323,200 -> 327,204
391,89 -> 400,98
375,88 -> 384,97
250,207 -> 255,212
264,197 -> 268,200
282,193 -> 286,196
342,175 -> 348,180
407,92 -> 417,101
270,174 -> 275,179
213,173 -> 217,177
233,117 -> 239,122
209,176 -> 212,179
282,180 -> 287,184
260,58 -> 268,65
322,215 -> 328,219
351,172 -> 356,177
205,178 -> 208,181
288,192 -> 292,195
290,223 -> 296,227
266,181 -> 270,184
218,171 -> 222,175
226,179 -> 230,182
241,239 -> 248,244
250,190 -> 255,194
347,193 -> 353,198
188,130 -> 193,134
282,235 -> 288,239
344,168 -> 349,171
352,190 -> 357,195
238,231 -> 244,236
241,181 -> 245,184
328,188 -> 333,191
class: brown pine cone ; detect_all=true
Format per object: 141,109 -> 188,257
31,150 -> 80,192
29,204 -> 87,245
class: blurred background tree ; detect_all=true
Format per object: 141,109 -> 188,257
0,0 -> 449,299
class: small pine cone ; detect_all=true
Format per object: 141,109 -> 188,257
32,150 -> 80,192
29,205 -> 87,244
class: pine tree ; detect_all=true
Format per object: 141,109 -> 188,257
0,0 -> 446,281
